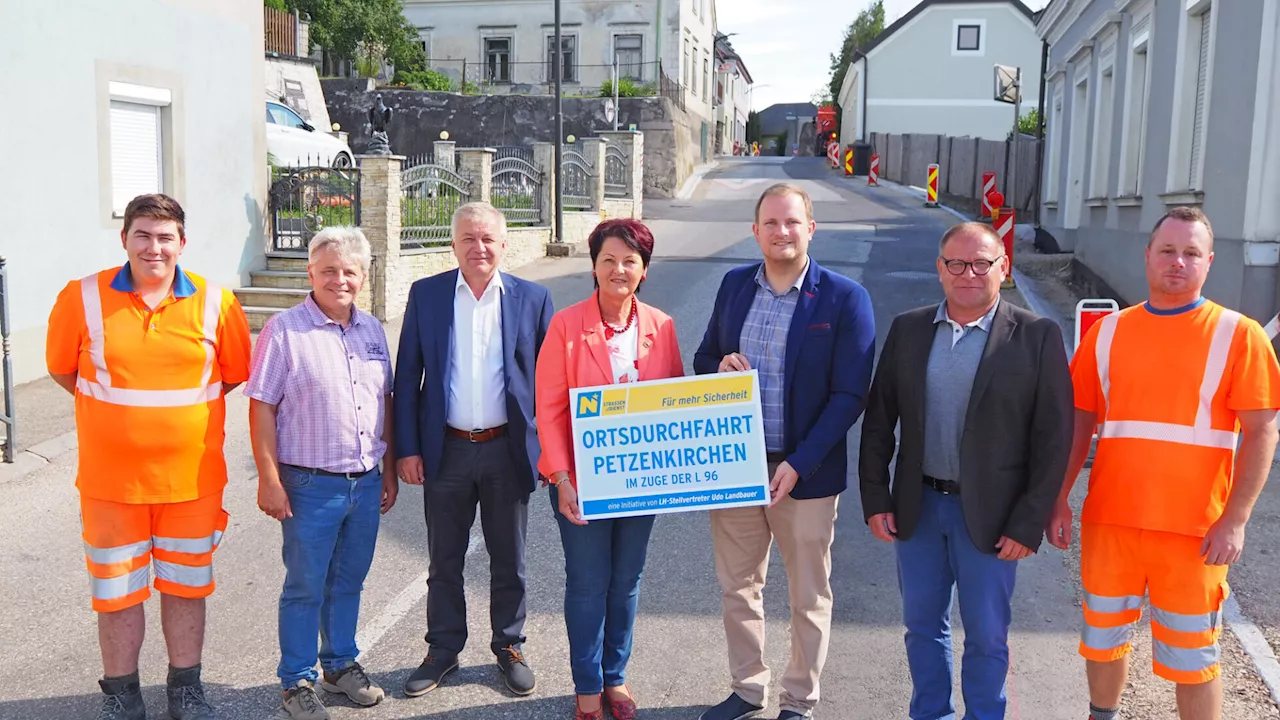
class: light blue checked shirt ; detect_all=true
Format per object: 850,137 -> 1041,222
740,258 -> 809,452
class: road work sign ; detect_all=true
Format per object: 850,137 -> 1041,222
570,371 -> 770,520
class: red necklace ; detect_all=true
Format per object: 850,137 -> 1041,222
603,297 -> 637,340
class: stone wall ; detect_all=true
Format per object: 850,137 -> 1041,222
321,79 -> 696,197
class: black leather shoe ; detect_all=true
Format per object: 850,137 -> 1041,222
776,711 -> 811,720
700,692 -> 764,720
403,652 -> 459,697
496,644 -> 536,695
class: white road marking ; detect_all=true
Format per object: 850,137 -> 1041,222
356,529 -> 482,661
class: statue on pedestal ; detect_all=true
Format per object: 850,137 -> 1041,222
366,94 -> 393,155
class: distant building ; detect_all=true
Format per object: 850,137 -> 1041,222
837,0 -> 1043,143
714,33 -> 753,154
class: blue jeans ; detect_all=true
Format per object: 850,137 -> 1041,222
551,485 -> 656,695
277,465 -> 383,688
895,489 -> 1017,720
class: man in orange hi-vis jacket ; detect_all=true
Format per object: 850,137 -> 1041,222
1048,206 -> 1280,720
46,194 -> 252,720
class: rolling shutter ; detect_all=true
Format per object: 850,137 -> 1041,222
1189,11 -> 1211,188
110,100 -> 163,214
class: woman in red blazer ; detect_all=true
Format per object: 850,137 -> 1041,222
536,218 -> 684,720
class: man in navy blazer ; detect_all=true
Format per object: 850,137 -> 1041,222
694,183 -> 876,720
393,202 -> 553,700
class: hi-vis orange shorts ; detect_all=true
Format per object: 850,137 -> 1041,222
79,492 -> 229,612
1079,522 -> 1229,684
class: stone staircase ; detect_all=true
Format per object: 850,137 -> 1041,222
234,253 -> 309,331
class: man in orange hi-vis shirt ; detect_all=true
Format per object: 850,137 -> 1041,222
46,194 -> 251,720
1048,206 -> 1280,720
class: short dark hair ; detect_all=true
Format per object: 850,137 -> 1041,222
588,218 -> 654,289
939,221 -> 1002,255
1149,206 -> 1213,248
123,193 -> 186,238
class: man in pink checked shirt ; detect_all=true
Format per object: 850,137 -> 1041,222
245,226 -> 398,720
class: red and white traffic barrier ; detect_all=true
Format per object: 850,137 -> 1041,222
982,171 -> 997,218
995,207 -> 1015,289
1075,299 -> 1120,352
869,154 -> 880,186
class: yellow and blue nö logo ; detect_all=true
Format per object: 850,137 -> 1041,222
576,391 -> 602,418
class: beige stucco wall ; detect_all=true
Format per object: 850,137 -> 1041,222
0,0 -> 268,385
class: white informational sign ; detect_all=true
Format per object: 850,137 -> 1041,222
569,371 -> 771,521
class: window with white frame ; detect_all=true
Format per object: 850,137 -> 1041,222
703,53 -> 709,102
691,43 -> 698,94
108,82 -> 170,216
614,34 -> 643,80
547,35 -> 577,83
485,36 -> 512,82
1170,1 -> 1214,191
683,39 -> 690,87
1090,45 -> 1116,197
1119,12 -> 1152,196
417,29 -> 431,60
953,19 -> 986,56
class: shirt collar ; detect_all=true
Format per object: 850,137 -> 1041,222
935,297 -> 1000,332
303,292 -> 363,327
753,256 -> 809,294
110,263 -> 198,298
456,269 -> 505,298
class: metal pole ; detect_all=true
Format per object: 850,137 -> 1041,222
0,256 -> 14,463
1010,67 -> 1021,215
613,55 -> 620,131
554,0 -> 564,244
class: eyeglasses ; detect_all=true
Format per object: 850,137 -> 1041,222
940,256 -> 1004,276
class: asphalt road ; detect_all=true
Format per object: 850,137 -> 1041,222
2,157 -> 1276,719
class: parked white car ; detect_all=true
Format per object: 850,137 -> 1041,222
266,101 -> 354,168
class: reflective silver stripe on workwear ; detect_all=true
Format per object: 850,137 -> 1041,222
1151,606 -> 1222,634
1153,638 -> 1220,672
154,560 -> 213,588
84,539 -> 152,566
153,534 -> 217,555
80,275 -> 111,387
1083,591 -> 1144,614
92,565 -> 151,601
1081,622 -> 1135,651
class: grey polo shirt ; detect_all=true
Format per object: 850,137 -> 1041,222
921,298 -> 999,483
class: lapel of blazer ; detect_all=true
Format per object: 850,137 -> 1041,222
723,266 -> 760,352
499,272 -> 518,389
436,270 -> 458,407
783,260 -> 820,402
963,301 -> 1017,428
907,305 -> 941,437
634,301 -> 659,379
582,291 -> 616,383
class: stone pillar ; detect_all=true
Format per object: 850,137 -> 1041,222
598,130 -> 644,218
356,155 -> 403,321
434,140 -> 456,170
583,138 -> 606,212
457,147 -> 494,203
532,142 -> 557,232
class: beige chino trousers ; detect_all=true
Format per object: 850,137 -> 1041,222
708,469 -> 839,715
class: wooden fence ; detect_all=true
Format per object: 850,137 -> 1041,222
265,6 -> 297,56
869,132 -> 1042,214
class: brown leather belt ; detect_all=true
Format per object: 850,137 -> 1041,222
447,425 -> 508,443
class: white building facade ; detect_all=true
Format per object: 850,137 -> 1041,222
1037,0 -> 1280,321
402,0 -> 718,134
838,0 -> 1043,143
0,0 -> 268,386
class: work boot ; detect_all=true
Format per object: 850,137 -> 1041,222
97,674 -> 146,720
281,680 -> 330,720
320,662 -> 385,706
166,664 -> 215,720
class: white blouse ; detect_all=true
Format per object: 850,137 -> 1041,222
606,322 -> 640,384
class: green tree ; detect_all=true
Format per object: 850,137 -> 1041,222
747,111 -> 761,143
284,0 -> 425,74
828,1 -> 885,103
264,0 -> 288,10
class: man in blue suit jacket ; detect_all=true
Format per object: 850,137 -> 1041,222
694,183 -> 876,720
393,202 -> 553,700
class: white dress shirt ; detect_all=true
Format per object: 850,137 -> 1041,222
447,271 -> 508,430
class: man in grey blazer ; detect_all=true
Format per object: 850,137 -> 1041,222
858,222 -> 1073,720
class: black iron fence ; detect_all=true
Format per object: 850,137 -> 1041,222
561,145 -> 595,210
491,153 -> 544,226
268,165 -> 362,252
0,256 -> 14,462
401,162 -> 473,249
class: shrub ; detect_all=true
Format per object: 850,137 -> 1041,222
391,68 -> 455,92
599,77 -> 654,98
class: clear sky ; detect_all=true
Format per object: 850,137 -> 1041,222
717,0 -> 1050,113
